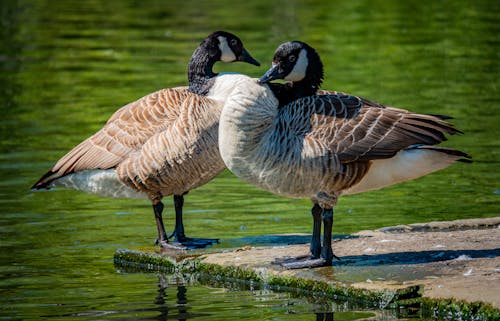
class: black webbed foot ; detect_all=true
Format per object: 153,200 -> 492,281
154,238 -> 187,250
272,253 -> 339,269
168,233 -> 219,250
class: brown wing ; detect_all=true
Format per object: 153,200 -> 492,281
332,105 -> 461,162
32,87 -> 193,189
116,94 -> 225,195
280,93 -> 461,164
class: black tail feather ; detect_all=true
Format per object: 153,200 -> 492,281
31,170 -> 57,190
426,113 -> 454,121
410,145 -> 472,163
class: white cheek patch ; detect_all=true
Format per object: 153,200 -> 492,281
285,49 -> 308,81
217,36 -> 237,62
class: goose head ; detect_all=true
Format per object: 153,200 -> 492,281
188,31 -> 260,94
209,31 -> 260,66
258,41 -> 323,94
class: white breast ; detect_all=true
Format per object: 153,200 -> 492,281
219,78 -> 305,195
207,73 -> 255,102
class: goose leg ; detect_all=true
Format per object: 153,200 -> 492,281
321,208 -> 340,265
153,201 -> 185,250
153,201 -> 170,247
170,194 -> 186,240
168,194 -> 218,249
310,204 -> 323,258
274,204 -> 329,269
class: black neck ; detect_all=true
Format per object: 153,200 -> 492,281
290,78 -> 319,99
188,45 -> 218,95
268,80 -> 319,107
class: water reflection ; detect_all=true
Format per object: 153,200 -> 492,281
156,275 -> 191,321
43,274 -> 198,320
315,313 -> 334,321
155,274 -> 171,320
147,274 -> 367,321
108,267 -> 383,321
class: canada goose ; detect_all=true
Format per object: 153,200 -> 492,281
218,41 -> 471,268
32,31 -> 260,249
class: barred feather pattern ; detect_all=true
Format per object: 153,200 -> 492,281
33,86 -> 226,201
116,93 -> 225,200
219,77 -> 464,208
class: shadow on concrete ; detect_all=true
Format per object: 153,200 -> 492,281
221,234 -> 357,248
336,248 -> 500,267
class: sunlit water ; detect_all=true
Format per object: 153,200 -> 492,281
1,0 -> 498,320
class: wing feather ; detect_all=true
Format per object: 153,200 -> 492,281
279,93 -> 461,165
115,94 -> 224,195
32,87 -> 194,189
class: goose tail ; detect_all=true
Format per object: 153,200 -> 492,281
410,145 -> 472,163
31,170 -> 58,190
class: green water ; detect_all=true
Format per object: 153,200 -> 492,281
1,0 -> 498,319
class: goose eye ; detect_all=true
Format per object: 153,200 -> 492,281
230,39 -> 238,46
289,55 -> 296,62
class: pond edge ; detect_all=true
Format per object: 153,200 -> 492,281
114,248 -> 499,320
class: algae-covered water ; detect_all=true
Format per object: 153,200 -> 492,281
1,0 -> 498,319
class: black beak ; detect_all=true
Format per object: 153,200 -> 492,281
239,48 -> 260,66
257,64 -> 281,84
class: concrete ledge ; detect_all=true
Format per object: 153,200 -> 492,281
114,248 -> 419,309
114,218 -> 500,320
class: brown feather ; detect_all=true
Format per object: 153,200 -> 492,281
31,87 -> 205,190
280,94 -> 462,165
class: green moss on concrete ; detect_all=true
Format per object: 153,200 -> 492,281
114,248 -> 176,272
421,298 -> 500,321
266,275 -> 419,308
114,249 -> 415,307
196,262 -> 263,283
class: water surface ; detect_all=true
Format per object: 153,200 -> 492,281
1,0 -> 498,319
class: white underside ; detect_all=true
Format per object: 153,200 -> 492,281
344,148 -> 460,195
52,169 -> 147,199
